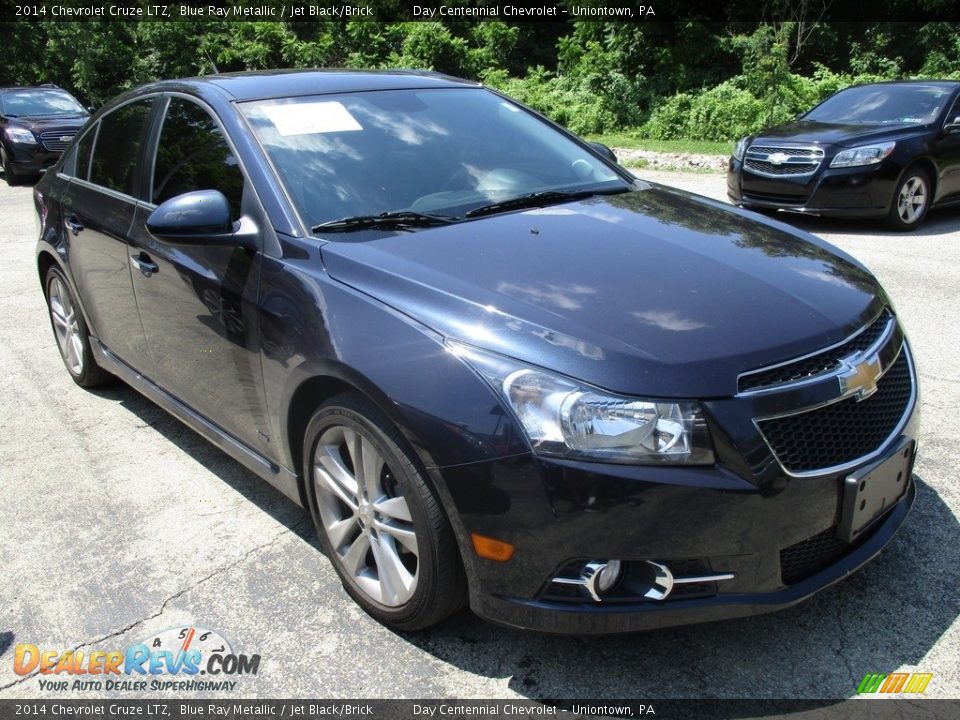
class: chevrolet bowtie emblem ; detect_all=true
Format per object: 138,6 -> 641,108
767,152 -> 791,165
838,352 -> 882,402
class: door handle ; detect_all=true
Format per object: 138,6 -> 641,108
130,252 -> 159,277
65,215 -> 84,236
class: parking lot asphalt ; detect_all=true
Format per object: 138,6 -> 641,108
0,171 -> 958,701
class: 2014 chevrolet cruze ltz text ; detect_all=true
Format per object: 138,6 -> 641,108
34,70 -> 919,633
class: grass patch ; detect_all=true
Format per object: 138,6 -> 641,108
586,133 -> 732,156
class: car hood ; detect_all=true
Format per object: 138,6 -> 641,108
8,115 -> 88,133
752,120 -> 923,149
320,184 -> 886,398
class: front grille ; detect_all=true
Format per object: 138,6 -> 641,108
757,351 -> 912,474
780,527 -> 848,585
743,145 -> 824,178
739,311 -> 892,392
39,130 -> 76,152
745,159 -> 819,176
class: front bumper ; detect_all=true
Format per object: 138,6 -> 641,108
727,157 -> 900,218
445,443 -> 916,634
5,142 -> 63,176
439,339 -> 919,634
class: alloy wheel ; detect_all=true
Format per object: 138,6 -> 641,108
897,175 -> 928,225
48,276 -> 85,375
313,424 -> 419,607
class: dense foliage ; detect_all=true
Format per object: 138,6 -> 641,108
2,15 -> 959,140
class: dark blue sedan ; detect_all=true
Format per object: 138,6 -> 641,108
35,70 -> 918,633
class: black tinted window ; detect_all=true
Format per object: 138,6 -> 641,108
90,99 -> 154,195
73,125 -> 96,180
152,98 -> 243,219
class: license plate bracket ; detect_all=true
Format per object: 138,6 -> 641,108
838,437 -> 914,543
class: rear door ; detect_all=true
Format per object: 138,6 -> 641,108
128,94 -> 271,452
60,97 -> 157,375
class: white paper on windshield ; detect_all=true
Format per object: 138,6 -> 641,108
263,101 -> 363,136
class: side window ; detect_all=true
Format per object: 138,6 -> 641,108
70,124 -> 97,180
948,96 -> 960,126
152,98 -> 244,219
90,98 -> 154,195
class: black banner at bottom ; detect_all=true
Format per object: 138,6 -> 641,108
0,700 -> 958,720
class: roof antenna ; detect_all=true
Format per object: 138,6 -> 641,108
204,50 -> 220,75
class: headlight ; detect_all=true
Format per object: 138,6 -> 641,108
6,127 -> 36,144
830,141 -> 895,168
450,342 -> 715,465
732,137 -> 749,161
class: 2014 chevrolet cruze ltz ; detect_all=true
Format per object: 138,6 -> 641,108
35,70 -> 918,633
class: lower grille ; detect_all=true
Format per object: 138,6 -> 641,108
780,527 -> 848,585
757,350 -> 912,474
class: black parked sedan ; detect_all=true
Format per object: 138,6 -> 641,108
1,85 -> 89,185
728,80 -> 960,230
35,70 -> 918,633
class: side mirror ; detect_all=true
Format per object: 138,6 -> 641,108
589,142 -> 618,164
146,190 -> 236,244
945,116 -> 960,133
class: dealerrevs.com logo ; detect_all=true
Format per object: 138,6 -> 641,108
14,626 -> 260,693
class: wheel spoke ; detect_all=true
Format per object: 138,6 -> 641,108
374,496 -> 412,523
376,519 -> 419,556
360,436 -> 385,497
342,428 -> 366,495
68,333 -> 84,370
340,532 -> 370,576
370,536 -> 416,605
326,516 -> 359,550
314,454 -> 359,510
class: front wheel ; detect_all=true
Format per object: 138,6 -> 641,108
887,167 -> 931,231
1,146 -> 21,187
304,393 -> 466,631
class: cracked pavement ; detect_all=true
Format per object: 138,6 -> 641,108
0,172 -> 958,700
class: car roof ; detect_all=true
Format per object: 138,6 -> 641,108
144,69 -> 481,102
846,79 -> 960,89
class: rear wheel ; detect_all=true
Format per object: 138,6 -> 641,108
304,393 -> 467,630
44,266 -> 112,387
887,167 -> 931,231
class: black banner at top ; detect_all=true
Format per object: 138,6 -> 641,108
1,0 -> 960,24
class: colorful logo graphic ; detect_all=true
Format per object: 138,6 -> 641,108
13,626 -> 260,693
857,672 -> 933,695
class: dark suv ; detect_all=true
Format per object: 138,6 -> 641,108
728,80 -> 960,230
34,71 -> 918,633
1,85 -> 89,185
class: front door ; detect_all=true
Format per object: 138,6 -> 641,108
129,96 -> 270,452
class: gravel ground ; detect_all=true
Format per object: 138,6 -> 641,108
0,171 -> 958,702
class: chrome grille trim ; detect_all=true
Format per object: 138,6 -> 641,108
737,310 -> 895,396
743,144 -> 824,178
39,130 -> 76,153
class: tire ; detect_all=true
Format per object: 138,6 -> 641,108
44,266 -> 112,387
304,392 -> 467,631
887,167 -> 931,231
1,146 -> 21,187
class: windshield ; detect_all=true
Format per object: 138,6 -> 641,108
240,88 -> 626,230
1,89 -> 86,117
804,84 -> 952,125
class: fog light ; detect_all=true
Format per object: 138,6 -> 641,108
584,559 -> 623,601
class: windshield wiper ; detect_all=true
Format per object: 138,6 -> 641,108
312,210 -> 458,234
465,187 -> 628,219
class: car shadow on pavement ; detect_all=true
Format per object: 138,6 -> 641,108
761,205 -> 960,238
404,475 -> 958,700
87,382 -> 319,547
